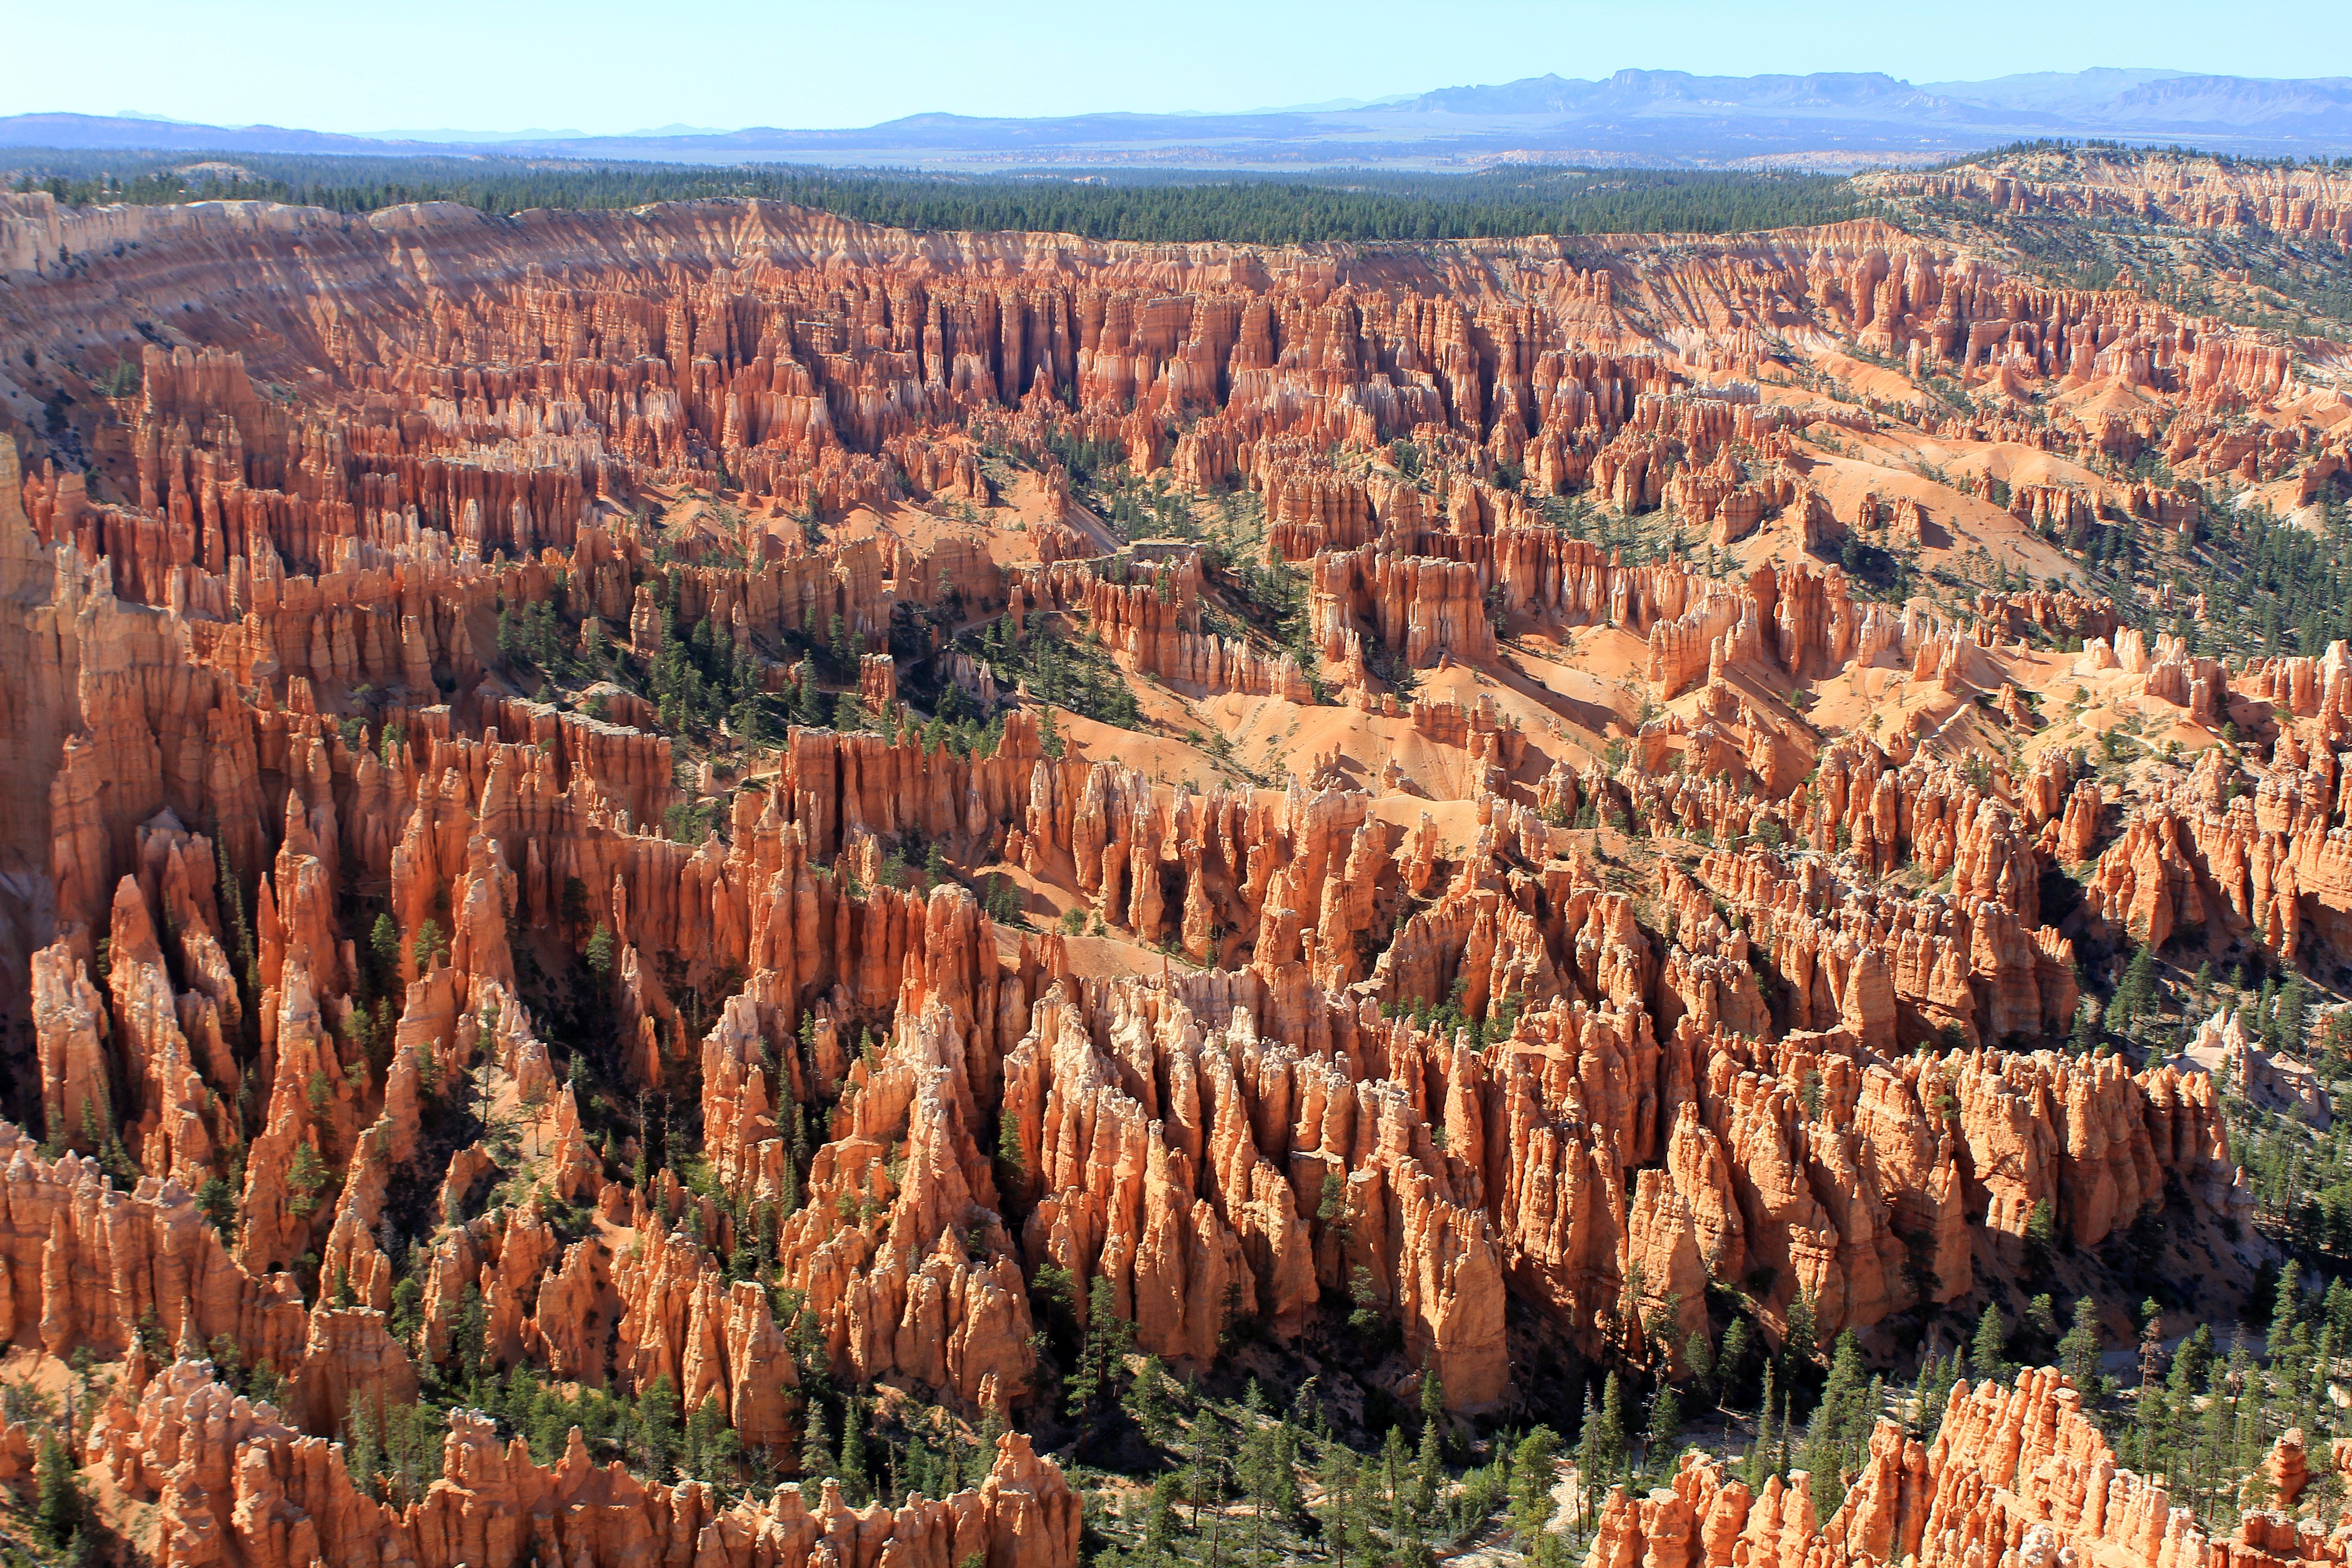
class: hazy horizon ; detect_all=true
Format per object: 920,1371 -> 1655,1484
15,0 -> 2346,140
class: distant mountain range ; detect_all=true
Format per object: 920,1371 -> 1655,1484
11,68 -> 2352,170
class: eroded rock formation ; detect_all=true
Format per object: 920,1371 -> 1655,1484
0,163 -> 2324,1539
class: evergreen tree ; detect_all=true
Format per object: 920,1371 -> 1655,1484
1645,1384 -> 1684,1475
2276,972 -> 2310,1054
35,1429 -> 85,1550
2058,1298 -> 2103,1391
1148,1469 -> 1184,1556
2272,1260 -> 2305,1357
1191,1409 -> 1235,1556
369,912 -> 401,988
1377,1422 -> 1409,1517
796,661 -> 823,728
1784,1292 -> 1817,1368
1915,1350 -> 1958,1438
838,1396 -> 869,1503
1799,1333 -> 1872,1510
1970,1303 -> 2010,1382
198,1174 -> 238,1240
452,1284 -> 489,1386
2113,944 -> 2158,1031
1419,1367 -> 1448,1463
1686,1328 -> 1716,1396
2023,1200 -> 2058,1278
1783,1292 -> 1820,1417
1716,1317 -> 1753,1408
1128,1354 -> 1171,1445
1066,1274 -> 1132,1423
2071,998 -> 2102,1054
734,691 -> 767,747
682,1394 -> 740,1481
638,1375 -> 681,1480
288,1142 -> 330,1218
1572,1382 -> 1602,1527
995,1109 -> 1026,1200
1746,1362 -> 1780,1489
1404,1432 -> 1446,1526
1509,1427 -> 1562,1548
1588,1372 -> 1627,1485
345,1394 -> 386,1497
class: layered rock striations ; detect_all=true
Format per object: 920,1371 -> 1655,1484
0,175 -> 2328,1539
88,1356 -> 1078,1568
1582,1366 -> 2297,1568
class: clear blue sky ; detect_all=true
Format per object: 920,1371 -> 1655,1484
18,0 -> 2346,135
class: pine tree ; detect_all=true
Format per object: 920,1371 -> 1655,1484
683,1394 -> 740,1481
1066,1274 -> 1132,1422
1509,1426 -> 1562,1547
1686,1328 -> 1716,1396
2277,973 -> 2310,1054
1148,1469 -> 1184,1555
1971,1303 -> 2010,1382
2271,1260 -> 2305,1356
35,1429 -> 85,1550
2136,1308 -> 2168,1447
1378,1422 -> 1409,1516
1591,1372 -> 1627,1484
1420,1368 -> 1448,1461
1270,1413 -> 1300,1520
1746,1362 -> 1779,1489
198,1174 -> 238,1240
369,912 -> 401,989
2023,1199 -> 2058,1277
2113,943 -> 2158,1031
995,1108 -> 1026,1196
1573,1382 -> 1602,1527
1784,1292 -> 1817,1368
411,916 -> 448,973
288,1141 -> 330,1219
735,692 -> 767,746
838,1396 -> 869,1503
1915,1351 -> 1956,1438
1783,1292 -> 1820,1417
1411,1408 -> 1445,1518
1646,1384 -> 1683,1476
1717,1317 -> 1753,1409
796,662 -> 822,728
1128,1354 -> 1171,1445
638,1374 -> 681,1480
828,614 -> 853,679
1192,1408 -> 1235,1557
2059,1298 -> 2103,1391
1800,1333 -> 1871,1509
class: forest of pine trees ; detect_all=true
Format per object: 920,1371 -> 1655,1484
4,152 -> 1860,241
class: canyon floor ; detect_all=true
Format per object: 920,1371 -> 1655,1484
0,143 -> 2350,1568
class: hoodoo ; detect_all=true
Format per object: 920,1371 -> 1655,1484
0,124 -> 2347,1568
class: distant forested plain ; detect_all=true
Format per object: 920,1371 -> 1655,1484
3,150 -> 1863,241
